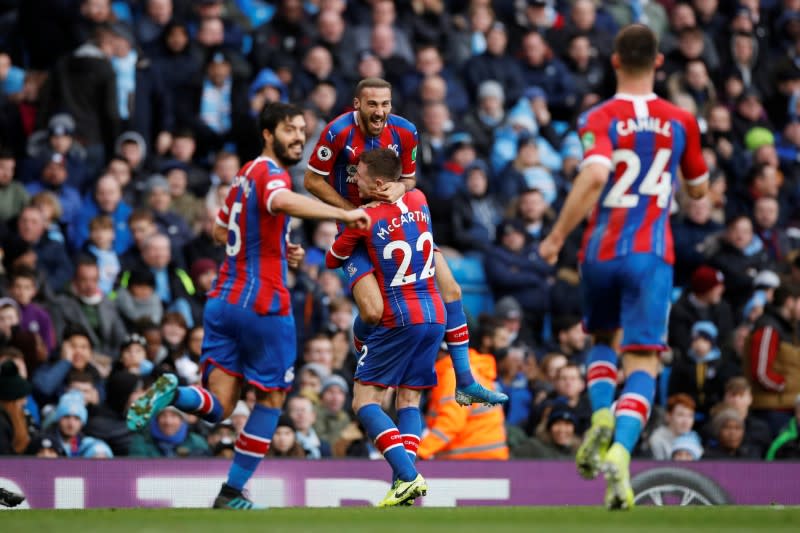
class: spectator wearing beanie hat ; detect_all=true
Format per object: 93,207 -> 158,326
669,265 -> 734,362
463,80 -> 508,158
31,390 -> 114,458
313,375 -> 352,448
115,267 -> 164,329
668,321 -> 739,421
704,407 -> 760,459
511,405 -> 579,459
267,415 -> 307,458
670,432 -> 704,461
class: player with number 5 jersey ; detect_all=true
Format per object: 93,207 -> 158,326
539,25 -> 708,511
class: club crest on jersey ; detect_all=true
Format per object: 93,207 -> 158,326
346,263 -> 358,277
346,164 -> 358,183
581,132 -> 595,150
267,179 -> 285,190
317,145 -> 333,161
387,144 -> 400,156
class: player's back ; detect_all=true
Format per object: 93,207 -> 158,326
364,189 -> 445,327
210,156 -> 292,315
307,112 -> 418,207
579,94 -> 707,265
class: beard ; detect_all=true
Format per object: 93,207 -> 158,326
273,135 -> 304,167
358,108 -> 386,136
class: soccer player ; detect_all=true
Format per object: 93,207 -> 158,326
325,149 -> 443,507
306,77 -> 506,407
127,103 -> 369,510
539,25 -> 709,510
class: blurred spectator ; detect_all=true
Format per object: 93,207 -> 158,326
417,342 -> 508,460
462,81 -> 506,159
548,314 -> 589,369
753,196 -> 792,262
511,406 -> 579,459
670,432 -> 704,461
164,129 -> 210,197
71,174 -> 134,255
250,0 -> 316,70
0,359 -> 32,455
316,9 -> 355,75
669,266 -> 734,361
291,46 -> 347,115
14,205 -> 73,292
744,284 -> 800,434
25,153 -> 81,241
493,297 -> 535,349
287,394 -> 331,458
726,162 -> 782,222
705,377 -> 772,458
81,216 -> 121,296
352,0 -> 414,66
529,363 -> 591,437
552,0 -> 615,59
485,219 -> 554,332
518,31 -> 578,120
136,0 -> 174,54
563,33 -> 612,111
163,161 -> 204,232
766,394 -> 800,460
188,258 -> 217,326
450,160 -> 502,254
51,257 -> 127,358
129,405 -> 210,457
0,147 -> 28,223
184,206 -> 225,268
84,370 -> 142,456
314,374 -> 351,447
708,215 -> 773,315
116,268 -> 164,330
502,133 -> 557,207
495,345 -> 531,428
7,266 -> 56,354
667,59 -> 717,118
29,390 -> 113,458
672,196 -> 724,287
462,22 -> 524,108
20,114 -> 90,193
649,393 -> 700,460
154,22 -> 202,131
704,407 -> 760,459
266,415 -> 307,457
669,320 -> 740,422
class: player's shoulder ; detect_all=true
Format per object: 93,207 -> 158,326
251,157 -> 291,186
577,100 -> 615,129
386,114 -> 418,134
404,188 -> 429,207
324,111 -> 357,136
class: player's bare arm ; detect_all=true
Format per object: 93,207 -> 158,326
303,168 -> 357,210
539,162 -> 611,264
373,175 -> 416,203
271,189 -> 369,229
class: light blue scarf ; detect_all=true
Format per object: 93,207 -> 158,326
200,77 -> 232,134
111,51 -> 137,120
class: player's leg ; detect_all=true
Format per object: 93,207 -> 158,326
434,251 -> 507,405
127,300 -> 237,431
601,254 -> 672,510
214,312 -> 295,510
576,261 -> 621,480
0,487 -> 25,508
395,387 -> 423,466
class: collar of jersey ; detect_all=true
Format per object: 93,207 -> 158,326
614,92 -> 657,102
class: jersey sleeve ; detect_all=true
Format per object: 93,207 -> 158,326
679,113 -> 709,186
325,226 -> 367,268
216,183 -> 236,227
307,122 -> 341,176
577,107 -> 614,171
399,124 -> 419,178
263,168 -> 292,215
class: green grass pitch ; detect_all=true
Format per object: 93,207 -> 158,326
4,507 -> 800,533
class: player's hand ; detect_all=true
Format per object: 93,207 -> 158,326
538,235 -> 561,266
372,181 -> 406,203
343,209 -> 370,229
286,242 -> 305,269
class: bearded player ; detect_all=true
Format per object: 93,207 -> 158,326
128,103 -> 369,510
539,25 -> 708,509
305,78 -> 507,410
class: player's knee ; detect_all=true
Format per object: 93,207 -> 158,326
351,396 -> 374,413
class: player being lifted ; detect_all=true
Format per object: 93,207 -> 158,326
128,103 -> 369,510
539,25 -> 708,510
326,149 -> 446,507
306,78 -> 506,407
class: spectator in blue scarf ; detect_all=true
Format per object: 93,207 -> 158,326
129,405 -> 210,457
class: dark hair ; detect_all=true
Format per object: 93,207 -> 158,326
8,265 -> 38,284
614,24 -> 658,73
553,314 -> 582,335
746,162 -> 770,186
63,322 -> 93,345
259,102 -> 304,134
0,146 -> 14,160
773,284 -> 800,307
355,77 -> 392,98
75,255 -> 99,271
556,363 -> 582,379
128,208 -> 155,225
359,148 -> 401,181
67,369 -> 95,385
725,214 -> 751,229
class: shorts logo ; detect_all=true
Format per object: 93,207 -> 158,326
284,367 -> 295,383
581,132 -> 596,150
317,145 -> 333,161
347,263 -> 358,277
267,179 -> 285,190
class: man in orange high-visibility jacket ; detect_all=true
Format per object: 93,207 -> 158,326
417,346 -> 509,460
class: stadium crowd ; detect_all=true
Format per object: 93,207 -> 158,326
2,0 -> 800,463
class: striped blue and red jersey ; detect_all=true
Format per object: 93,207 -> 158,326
209,156 -> 292,315
578,93 -> 708,265
325,189 -> 445,327
307,111 -> 418,206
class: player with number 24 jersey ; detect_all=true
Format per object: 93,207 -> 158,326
578,94 -> 708,265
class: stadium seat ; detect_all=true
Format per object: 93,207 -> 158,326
447,256 -> 494,318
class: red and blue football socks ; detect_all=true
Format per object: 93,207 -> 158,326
586,344 -> 618,412
444,301 -> 476,388
226,405 -> 280,491
172,385 -> 224,424
358,404 -> 417,482
613,371 -> 654,454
